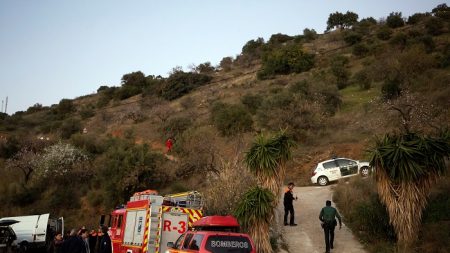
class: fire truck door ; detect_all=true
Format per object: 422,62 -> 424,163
132,210 -> 147,245
123,209 -> 148,246
160,212 -> 188,253
123,211 -> 137,245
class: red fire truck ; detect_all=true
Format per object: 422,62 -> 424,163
107,190 -> 203,253
166,215 -> 256,253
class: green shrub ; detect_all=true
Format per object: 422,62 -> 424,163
437,44 -> 450,68
386,12 -> 404,28
242,37 -> 265,58
121,71 -> 148,90
381,78 -> 402,100
343,31 -> 362,45
9,187 -> 40,207
407,12 -> 430,24
26,103 -> 45,114
417,35 -> 435,53
161,117 -> 192,140
241,93 -> 263,114
0,136 -> 20,159
268,33 -> 294,45
96,140 -> 166,207
425,17 -> 445,36
79,105 -> 95,119
289,80 -> 310,96
70,133 -> 106,154
51,99 -> 75,119
220,57 -> 234,72
97,94 -> 112,108
60,118 -> 82,139
330,55 -> 350,89
353,69 -> 372,90
39,121 -> 62,134
376,26 -> 392,40
49,187 -> 80,209
257,44 -> 315,80
333,178 -> 396,247
303,28 -> 318,42
86,190 -> 103,207
161,71 -> 212,100
352,43 -> 370,57
114,85 -> 141,100
389,32 -> 408,49
432,3 -> 450,20
211,103 -> 253,136
353,18 -> 377,36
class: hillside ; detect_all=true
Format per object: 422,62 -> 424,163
0,6 -> 449,238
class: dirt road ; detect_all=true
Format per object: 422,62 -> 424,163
280,186 -> 367,253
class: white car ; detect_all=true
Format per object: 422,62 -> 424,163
311,158 -> 372,186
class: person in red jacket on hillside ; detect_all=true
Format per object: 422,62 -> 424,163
165,138 -> 173,153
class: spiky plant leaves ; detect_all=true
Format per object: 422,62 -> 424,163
369,131 -> 450,250
234,186 -> 275,253
243,130 -> 294,252
245,130 -> 295,196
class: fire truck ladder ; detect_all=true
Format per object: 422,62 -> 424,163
146,204 -> 163,253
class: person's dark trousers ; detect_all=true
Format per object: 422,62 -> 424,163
323,225 -> 335,253
284,206 -> 295,225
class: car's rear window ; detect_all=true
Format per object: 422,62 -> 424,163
205,235 -> 252,253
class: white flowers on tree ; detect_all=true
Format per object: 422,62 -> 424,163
36,142 -> 88,178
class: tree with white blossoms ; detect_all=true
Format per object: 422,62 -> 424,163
36,142 -> 88,178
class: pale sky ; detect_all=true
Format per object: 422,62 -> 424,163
0,0 -> 446,114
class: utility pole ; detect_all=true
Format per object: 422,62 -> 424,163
4,96 -> 7,114
1,100 -> 3,113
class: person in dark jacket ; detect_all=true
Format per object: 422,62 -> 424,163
47,233 -> 64,253
99,226 -> 111,253
283,182 -> 298,226
319,200 -> 342,253
61,229 -> 85,253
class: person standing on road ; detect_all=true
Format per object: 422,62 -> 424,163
99,225 -> 112,253
284,182 -> 298,226
319,200 -> 342,253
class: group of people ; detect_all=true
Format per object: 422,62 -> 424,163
284,182 -> 342,253
47,225 -> 111,253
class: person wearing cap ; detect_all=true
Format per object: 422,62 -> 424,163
319,200 -> 342,253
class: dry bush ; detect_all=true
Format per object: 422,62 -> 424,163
203,157 -> 256,215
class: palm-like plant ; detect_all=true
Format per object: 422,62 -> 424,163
234,186 -> 275,253
369,131 -> 449,251
245,131 -> 295,198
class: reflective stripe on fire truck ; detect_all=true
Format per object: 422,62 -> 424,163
154,206 -> 163,253
142,208 -> 151,253
161,206 -> 203,227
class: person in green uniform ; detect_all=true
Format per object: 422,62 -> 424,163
319,200 -> 342,253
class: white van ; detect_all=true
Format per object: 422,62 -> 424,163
0,214 -> 63,252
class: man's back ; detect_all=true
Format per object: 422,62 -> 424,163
320,206 -> 337,221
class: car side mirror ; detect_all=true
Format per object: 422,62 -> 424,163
167,242 -> 175,248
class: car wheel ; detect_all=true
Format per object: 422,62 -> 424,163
318,176 -> 329,186
360,166 -> 370,177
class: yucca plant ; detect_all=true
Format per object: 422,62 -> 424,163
234,186 -> 275,253
245,131 -> 295,199
369,131 -> 450,251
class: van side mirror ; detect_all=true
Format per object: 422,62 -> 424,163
167,242 -> 175,248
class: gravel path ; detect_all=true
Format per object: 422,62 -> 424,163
280,186 -> 367,253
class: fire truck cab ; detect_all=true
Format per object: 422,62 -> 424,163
166,216 -> 256,253
108,190 -> 203,253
